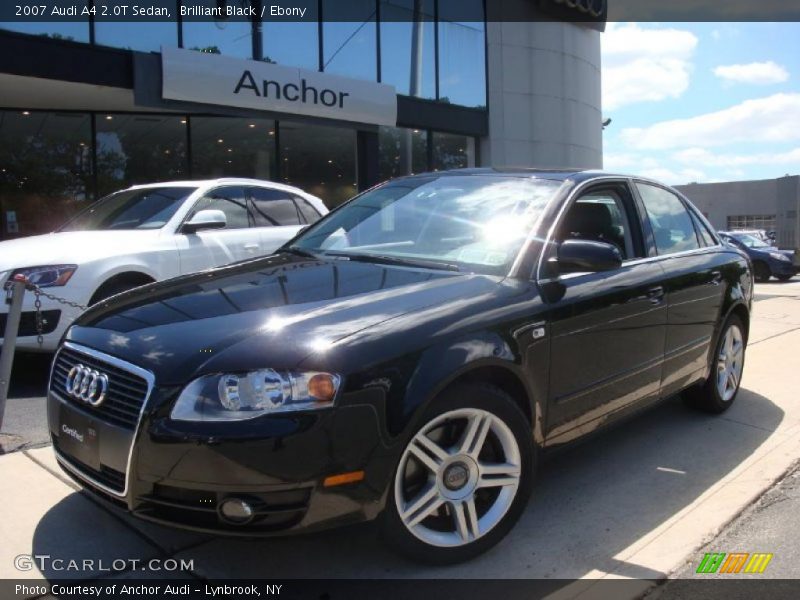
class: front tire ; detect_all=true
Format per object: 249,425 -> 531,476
753,261 -> 771,283
383,383 -> 534,564
685,314 -> 746,413
776,274 -> 794,282
89,279 -> 147,305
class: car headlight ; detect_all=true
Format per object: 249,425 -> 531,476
769,252 -> 790,262
170,369 -> 342,422
11,265 -> 77,287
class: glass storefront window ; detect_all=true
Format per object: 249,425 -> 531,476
94,1 -> 177,51
432,131 -> 475,171
322,0 -> 377,81
95,113 -> 188,196
379,126 -> 428,181
280,122 -> 356,207
190,117 -> 276,180
0,111 -> 92,239
437,0 -> 486,108
182,0 -> 254,58
379,0 -> 435,99
262,4 -> 320,70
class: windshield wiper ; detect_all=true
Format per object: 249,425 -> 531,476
323,251 -> 460,272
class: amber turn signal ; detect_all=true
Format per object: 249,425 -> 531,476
323,470 -> 365,487
308,373 -> 337,402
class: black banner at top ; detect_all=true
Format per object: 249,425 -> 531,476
0,0 -> 799,23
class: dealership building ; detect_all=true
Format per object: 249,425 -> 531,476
0,0 -> 603,240
676,175 -> 800,249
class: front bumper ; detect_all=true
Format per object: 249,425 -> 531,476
47,344 -> 392,536
770,259 -> 799,277
1,287 -> 83,351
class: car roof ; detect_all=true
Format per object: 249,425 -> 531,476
126,178 -> 314,196
391,168 -> 654,185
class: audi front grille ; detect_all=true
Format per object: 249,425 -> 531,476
51,346 -> 150,430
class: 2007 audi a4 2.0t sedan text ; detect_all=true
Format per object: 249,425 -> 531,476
48,169 -> 753,564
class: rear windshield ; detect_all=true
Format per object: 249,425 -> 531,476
59,187 -> 197,231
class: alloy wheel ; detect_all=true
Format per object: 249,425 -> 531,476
394,408 -> 522,548
717,323 -> 744,402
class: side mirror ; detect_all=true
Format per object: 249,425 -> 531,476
556,239 -> 622,274
182,209 -> 227,234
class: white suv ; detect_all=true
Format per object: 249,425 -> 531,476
0,178 -> 328,351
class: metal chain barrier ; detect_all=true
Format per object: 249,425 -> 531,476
25,281 -> 87,347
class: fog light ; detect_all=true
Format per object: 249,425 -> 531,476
219,498 -> 254,524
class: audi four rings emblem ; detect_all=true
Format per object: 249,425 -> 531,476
65,364 -> 109,407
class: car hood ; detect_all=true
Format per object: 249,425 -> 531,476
0,230 -> 163,273
66,253 -> 505,384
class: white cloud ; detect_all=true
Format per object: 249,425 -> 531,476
602,23 -> 698,111
637,167 -> 711,186
673,147 -> 800,166
603,153 -> 710,185
603,153 -> 659,171
620,93 -> 800,150
714,61 -> 789,85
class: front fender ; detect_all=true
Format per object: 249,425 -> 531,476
393,331 -> 542,447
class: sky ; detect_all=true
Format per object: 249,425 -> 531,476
601,22 -> 800,185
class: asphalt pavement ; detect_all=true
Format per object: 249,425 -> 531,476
649,462 -> 800,599
2,278 -> 800,597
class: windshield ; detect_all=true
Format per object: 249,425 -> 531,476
290,175 -> 563,275
732,233 -> 770,248
59,186 -> 197,231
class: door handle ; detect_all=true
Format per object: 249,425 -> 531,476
709,271 -> 723,285
647,286 -> 665,304
244,243 -> 260,252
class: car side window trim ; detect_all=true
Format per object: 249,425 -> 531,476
294,195 -> 323,224
685,204 -> 722,248
632,180 -> 719,257
247,186 -> 305,227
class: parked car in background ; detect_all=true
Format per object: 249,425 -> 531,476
49,169 -> 752,563
729,229 -> 775,246
0,179 -> 327,351
719,231 -> 797,282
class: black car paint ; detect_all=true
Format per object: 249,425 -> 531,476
48,169 -> 752,535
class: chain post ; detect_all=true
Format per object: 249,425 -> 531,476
0,275 -> 28,432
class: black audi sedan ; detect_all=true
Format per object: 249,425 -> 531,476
47,169 -> 752,563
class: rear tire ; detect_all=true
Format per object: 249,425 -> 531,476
776,274 -> 794,282
753,261 -> 771,283
684,314 -> 746,414
382,383 -> 535,564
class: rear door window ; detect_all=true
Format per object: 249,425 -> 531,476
636,183 -> 700,255
296,197 -> 323,224
249,187 -> 303,226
